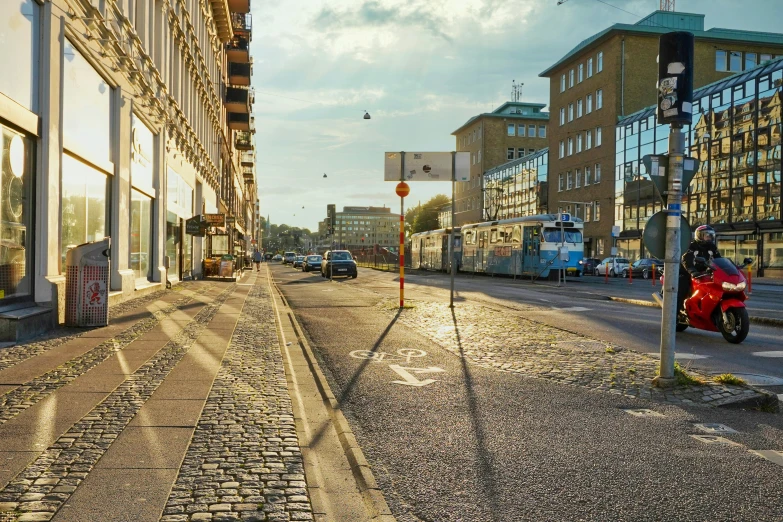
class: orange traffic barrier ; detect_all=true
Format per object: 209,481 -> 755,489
629,265 -> 633,284
604,264 -> 609,284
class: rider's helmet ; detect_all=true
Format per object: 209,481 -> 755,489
694,225 -> 716,246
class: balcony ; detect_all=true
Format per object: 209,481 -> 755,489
235,130 -> 252,150
225,86 -> 251,113
227,113 -> 250,131
228,0 -> 249,14
208,0 -> 233,41
241,151 -> 254,167
226,37 -> 249,63
228,62 -> 251,86
242,166 -> 254,181
231,13 -> 252,39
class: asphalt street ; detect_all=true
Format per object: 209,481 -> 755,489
271,263 -> 783,522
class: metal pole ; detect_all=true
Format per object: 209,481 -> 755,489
450,151 -> 456,308
400,152 -> 405,309
656,125 -> 684,386
561,217 -> 566,286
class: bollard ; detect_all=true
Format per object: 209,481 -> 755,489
629,264 -> 633,285
652,264 -> 656,287
604,263 -> 609,284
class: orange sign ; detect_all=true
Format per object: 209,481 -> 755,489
494,246 -> 511,257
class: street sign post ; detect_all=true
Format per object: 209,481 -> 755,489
385,151 -> 469,308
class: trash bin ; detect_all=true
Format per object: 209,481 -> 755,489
65,238 -> 111,327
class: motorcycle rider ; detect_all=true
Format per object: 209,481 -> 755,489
678,225 -> 721,316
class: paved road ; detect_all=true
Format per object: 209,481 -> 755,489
344,266 -> 783,388
271,263 -> 783,521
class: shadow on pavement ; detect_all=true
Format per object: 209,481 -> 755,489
451,308 -> 500,521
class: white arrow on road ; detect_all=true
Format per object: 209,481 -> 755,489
389,364 -> 446,387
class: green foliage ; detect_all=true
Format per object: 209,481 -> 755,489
713,373 -> 746,386
406,194 -> 451,235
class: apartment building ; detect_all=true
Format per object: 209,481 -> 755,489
451,102 -> 549,225
333,206 -> 400,252
0,0 -> 256,329
540,9 -> 783,258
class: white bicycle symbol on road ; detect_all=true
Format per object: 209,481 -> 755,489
349,348 -> 428,363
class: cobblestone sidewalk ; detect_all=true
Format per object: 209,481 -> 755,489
160,272 -> 313,522
379,298 -> 768,407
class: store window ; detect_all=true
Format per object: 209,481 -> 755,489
166,210 -> 180,280
130,189 -> 152,283
0,0 -> 39,111
0,126 -> 33,298
61,154 -> 108,272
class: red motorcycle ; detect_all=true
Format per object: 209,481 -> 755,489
657,257 -> 752,344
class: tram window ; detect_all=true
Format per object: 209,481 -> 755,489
479,231 -> 487,248
512,226 -> 521,243
490,229 -> 499,243
543,228 -> 583,243
504,227 -> 513,243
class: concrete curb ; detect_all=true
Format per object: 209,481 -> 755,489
270,279 -> 396,521
606,296 -> 783,327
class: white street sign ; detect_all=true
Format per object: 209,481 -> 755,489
384,152 -> 469,182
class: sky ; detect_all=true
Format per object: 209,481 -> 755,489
250,0 -> 783,232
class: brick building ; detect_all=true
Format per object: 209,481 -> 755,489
540,10 -> 783,258
451,102 -> 549,225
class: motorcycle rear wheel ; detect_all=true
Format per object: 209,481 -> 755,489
719,307 -> 749,344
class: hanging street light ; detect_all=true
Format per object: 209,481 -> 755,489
363,110 -> 371,120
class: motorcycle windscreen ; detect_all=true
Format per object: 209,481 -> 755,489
710,257 -> 740,276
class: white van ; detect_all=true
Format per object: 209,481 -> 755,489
283,252 -> 296,264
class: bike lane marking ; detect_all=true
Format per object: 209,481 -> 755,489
349,349 -> 446,387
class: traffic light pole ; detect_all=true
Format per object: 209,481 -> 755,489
656,125 -> 684,387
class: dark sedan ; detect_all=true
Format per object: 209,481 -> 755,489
302,255 -> 322,272
321,250 -> 357,278
581,257 -> 601,275
625,258 -> 663,279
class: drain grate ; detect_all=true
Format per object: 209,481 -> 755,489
623,408 -> 665,417
693,423 -> 738,434
690,434 -> 742,447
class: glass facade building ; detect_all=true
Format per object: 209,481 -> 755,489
482,149 -> 549,221
615,59 -> 783,277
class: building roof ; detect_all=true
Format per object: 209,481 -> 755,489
451,101 -> 549,135
618,56 -> 783,126
540,10 -> 783,77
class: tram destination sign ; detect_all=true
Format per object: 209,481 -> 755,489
384,152 -> 470,182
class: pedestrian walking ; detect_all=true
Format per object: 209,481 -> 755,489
252,249 -> 262,271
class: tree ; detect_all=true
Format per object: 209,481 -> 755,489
411,194 -> 451,234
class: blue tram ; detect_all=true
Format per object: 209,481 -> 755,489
458,214 -> 584,279
410,228 -> 461,272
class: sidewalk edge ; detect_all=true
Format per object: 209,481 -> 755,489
607,296 -> 783,327
268,274 -> 396,522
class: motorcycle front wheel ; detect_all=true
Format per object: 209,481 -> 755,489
719,307 -> 749,344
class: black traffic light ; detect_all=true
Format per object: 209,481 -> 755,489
657,31 -> 694,126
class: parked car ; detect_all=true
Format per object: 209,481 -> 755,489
302,255 -> 323,272
581,257 -> 602,275
283,252 -> 296,264
272,254 -> 282,261
321,250 -> 358,278
626,258 -> 663,279
595,257 -> 630,277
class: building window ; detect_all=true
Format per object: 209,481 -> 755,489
594,201 -> 600,220
597,238 -> 604,255
130,189 -> 152,283
567,138 -> 573,156
745,52 -> 757,70
585,166 -> 591,185
567,171 -> 573,190
560,74 -> 566,92
62,154 -> 109,273
0,0 -> 39,111
559,140 -> 565,159
517,148 -> 526,159
559,108 -> 565,126
586,130 -> 592,150
507,148 -> 514,160
595,163 -> 601,183
569,68 -> 574,88
729,51 -> 742,72
597,51 -> 603,72
558,173 -> 564,192
575,168 -> 581,188
568,103 -> 574,122
585,204 -> 592,222
596,89 -> 603,109
528,124 -> 535,136
478,150 -> 481,163
586,93 -> 593,113
716,50 -> 727,71
538,125 -> 546,138
587,57 -> 593,77
528,148 -> 535,155
507,123 -> 515,136
576,133 -> 583,153
578,63 -> 584,83
518,124 -> 526,137
478,125 -> 482,139
577,98 -> 583,118
596,126 -> 602,146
